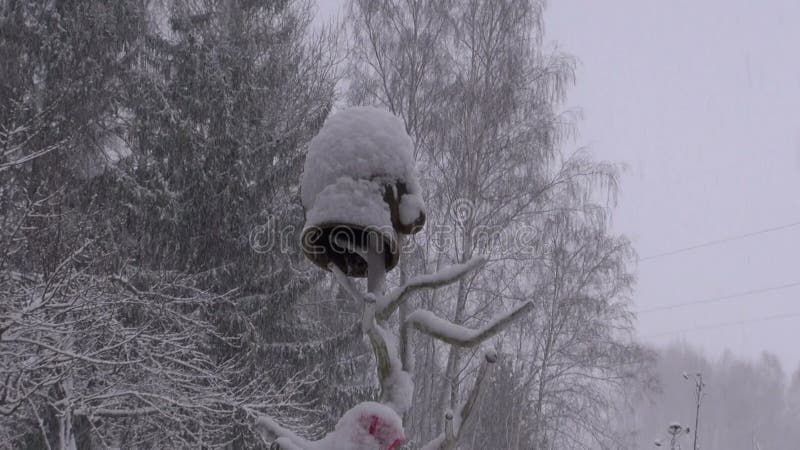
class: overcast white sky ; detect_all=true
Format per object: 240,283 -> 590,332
546,0 -> 800,371
317,0 -> 800,371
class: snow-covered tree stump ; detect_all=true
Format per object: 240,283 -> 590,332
255,107 -> 533,449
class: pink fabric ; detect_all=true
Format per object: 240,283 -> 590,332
360,413 -> 404,450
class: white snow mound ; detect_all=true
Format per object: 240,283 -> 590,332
312,401 -> 405,450
304,177 -> 393,233
301,107 -> 421,211
398,192 -> 425,227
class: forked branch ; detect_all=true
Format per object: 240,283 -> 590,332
404,301 -> 534,347
266,254 -> 530,450
376,256 -> 486,320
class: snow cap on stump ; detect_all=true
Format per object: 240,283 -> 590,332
300,107 -> 426,277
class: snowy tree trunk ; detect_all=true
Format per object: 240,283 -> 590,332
438,220 -> 474,434
57,372 -> 77,450
398,259 -> 413,426
367,234 -> 387,295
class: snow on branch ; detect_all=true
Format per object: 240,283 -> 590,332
332,260 -> 413,415
255,415 -> 312,450
73,407 -> 160,418
0,263 -> 308,446
404,301 -> 534,347
376,256 -> 487,320
289,253 -> 531,450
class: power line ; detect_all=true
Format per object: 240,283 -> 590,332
639,220 -> 800,262
643,312 -> 800,338
636,280 -> 800,314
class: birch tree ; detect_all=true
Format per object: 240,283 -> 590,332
463,212 -> 654,449
345,0 -> 649,447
